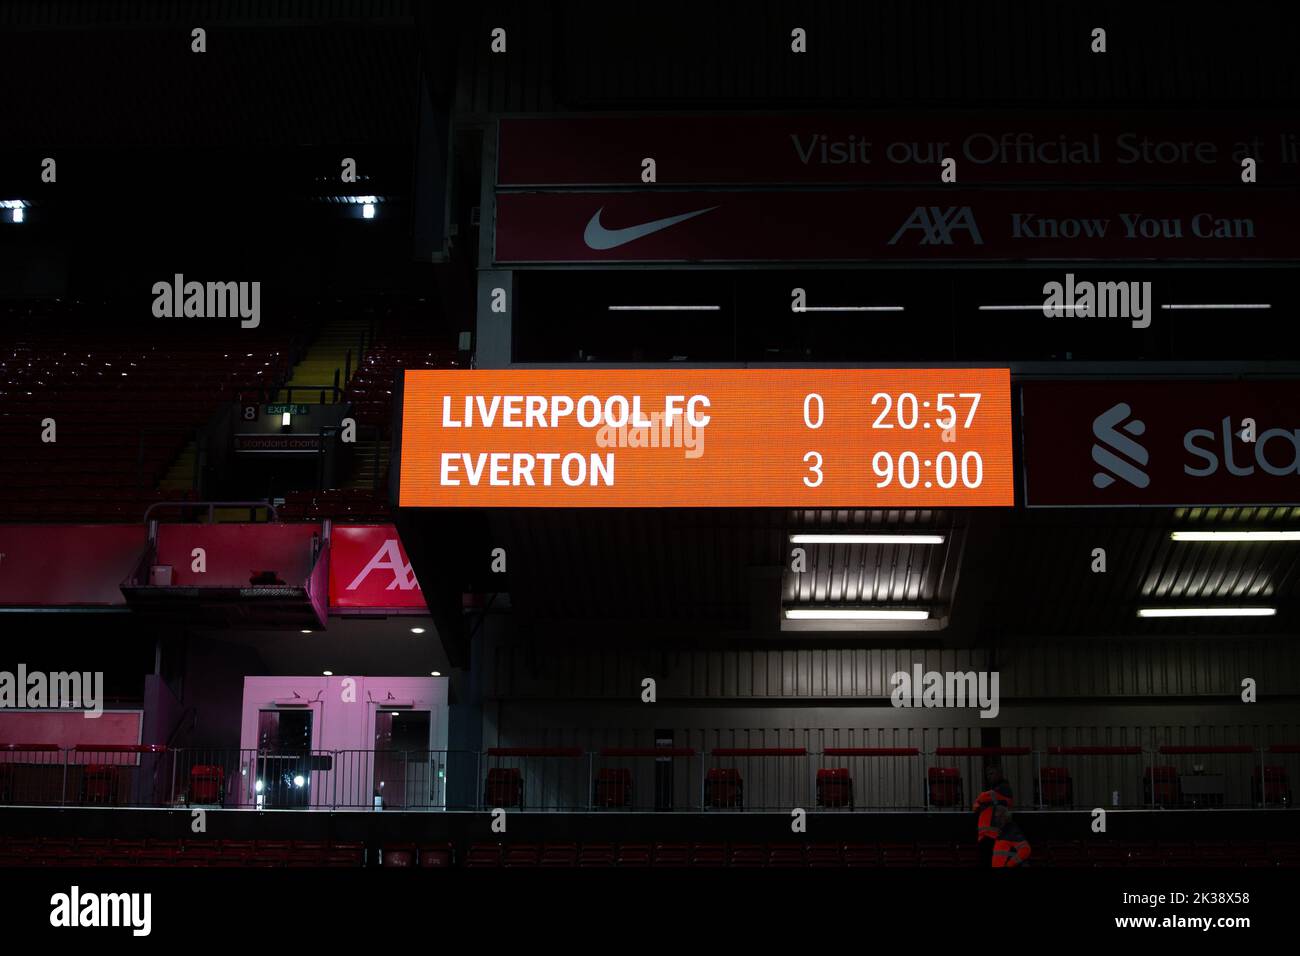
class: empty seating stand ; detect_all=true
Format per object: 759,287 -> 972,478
0,304 -> 303,521
0,836 -> 365,867
2,835 -> 1298,869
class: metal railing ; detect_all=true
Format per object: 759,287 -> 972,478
0,745 -> 1293,812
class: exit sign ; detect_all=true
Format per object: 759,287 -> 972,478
265,404 -> 312,416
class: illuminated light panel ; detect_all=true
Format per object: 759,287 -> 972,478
1170,531 -> 1300,542
790,533 -> 945,545
784,608 -> 930,621
608,305 -> 720,311
1137,607 -> 1276,618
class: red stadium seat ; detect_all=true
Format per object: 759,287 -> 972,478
577,844 -> 615,867
927,767 -> 963,807
483,767 -> 524,808
382,845 -> 416,867
1252,766 -> 1292,806
593,768 -> 633,808
1035,766 -> 1073,806
816,768 -> 853,808
418,844 -> 454,867
704,768 -> 743,808
616,844 -> 652,867
188,765 -> 225,805
1143,766 -> 1182,807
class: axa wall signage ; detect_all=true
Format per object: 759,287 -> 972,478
493,191 -> 1299,263
328,525 -> 426,610
1021,382 -> 1300,506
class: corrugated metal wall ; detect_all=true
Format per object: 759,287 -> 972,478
485,637 -> 1300,699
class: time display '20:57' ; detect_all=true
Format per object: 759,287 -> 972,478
869,391 -> 982,431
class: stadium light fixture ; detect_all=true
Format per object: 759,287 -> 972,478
1137,607 -> 1276,618
1170,530 -> 1300,542
410,627 -> 426,634
322,670 -> 333,676
1160,304 -> 1270,311
789,533 -> 945,545
784,608 -> 930,621
607,305 -> 720,311
430,671 -> 441,677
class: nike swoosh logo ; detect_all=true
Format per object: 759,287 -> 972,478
583,205 -> 719,250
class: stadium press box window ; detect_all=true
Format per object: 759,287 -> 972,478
398,369 -> 1012,508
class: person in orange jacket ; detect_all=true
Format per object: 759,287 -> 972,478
990,804 -> 1032,867
973,765 -> 1013,867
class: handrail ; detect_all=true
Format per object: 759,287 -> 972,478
142,500 -> 280,524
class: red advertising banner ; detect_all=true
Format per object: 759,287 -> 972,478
0,525 -> 145,607
328,525 -> 426,610
1021,381 -> 1300,507
494,190 -> 1299,263
155,524 -> 318,587
498,115 -> 1300,186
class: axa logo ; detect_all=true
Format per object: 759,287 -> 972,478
346,540 -> 420,591
1091,402 -> 1150,489
887,205 -> 984,246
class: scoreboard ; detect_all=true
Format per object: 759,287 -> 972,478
397,369 -> 1013,507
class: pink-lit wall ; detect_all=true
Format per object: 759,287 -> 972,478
240,675 -> 446,753
238,676 -> 447,807
0,710 -> 142,749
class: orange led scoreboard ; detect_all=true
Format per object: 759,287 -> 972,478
398,369 -> 1013,507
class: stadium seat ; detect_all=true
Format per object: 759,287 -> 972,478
466,843 -> 503,868
80,766 -> 118,805
652,843 -> 690,866
816,768 -> 853,808
926,767 -> 963,807
729,843 -> 767,867
593,767 -> 633,808
768,844 -> 807,867
503,844 -> 540,867
704,768 -> 743,808
381,845 -> 416,867
1035,766 -> 1073,806
418,843 -> 454,867
616,844 -> 652,867
577,844 -> 615,867
691,843 -> 726,867
483,767 -> 524,808
808,843 -> 844,867
844,843 -> 881,867
1143,766 -> 1182,807
541,843 -> 578,866
1252,765 -> 1292,806
188,765 -> 225,805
